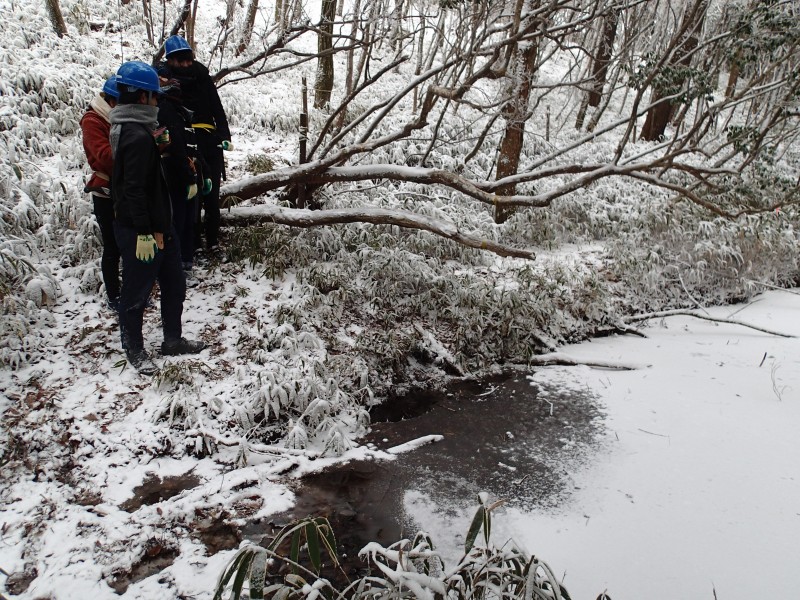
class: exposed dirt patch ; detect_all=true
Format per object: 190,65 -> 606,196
4,566 -> 38,595
107,538 -> 179,595
119,472 -> 201,512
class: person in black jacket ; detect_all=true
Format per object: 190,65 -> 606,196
159,35 -> 233,254
157,78 -> 211,285
110,60 -> 205,375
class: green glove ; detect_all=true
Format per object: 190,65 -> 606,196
187,183 -> 198,199
135,235 -> 158,263
155,128 -> 170,145
221,140 -> 234,151
201,178 -> 212,195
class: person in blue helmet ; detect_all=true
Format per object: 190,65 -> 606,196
110,60 -> 205,375
80,75 -> 121,312
158,35 -> 232,256
156,77 -> 211,287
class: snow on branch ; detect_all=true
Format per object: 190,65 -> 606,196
527,352 -> 647,370
221,204 -> 537,259
387,435 -> 444,455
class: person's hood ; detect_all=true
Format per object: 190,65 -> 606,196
89,94 -> 114,123
109,104 -> 159,158
164,59 -> 210,85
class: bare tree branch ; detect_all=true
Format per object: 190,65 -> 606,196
220,204 -> 536,259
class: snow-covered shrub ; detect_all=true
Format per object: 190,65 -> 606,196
0,3 -> 128,368
606,199 -> 800,312
214,495 -> 578,600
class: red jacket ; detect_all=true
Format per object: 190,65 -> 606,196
80,100 -> 114,197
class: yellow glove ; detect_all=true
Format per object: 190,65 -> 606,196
187,183 -> 198,199
135,235 -> 158,263
221,140 -> 234,151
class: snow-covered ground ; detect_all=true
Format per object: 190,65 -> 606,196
3,0 -> 800,597
405,288 -> 800,600
5,288 -> 795,600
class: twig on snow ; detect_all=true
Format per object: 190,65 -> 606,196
624,309 -> 795,338
638,428 -> 669,438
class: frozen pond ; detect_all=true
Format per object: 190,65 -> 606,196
259,374 -> 606,581
266,290 -> 800,600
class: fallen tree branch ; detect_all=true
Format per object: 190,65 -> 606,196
387,435 -> 444,455
624,309 -> 795,338
221,204 -> 536,260
528,352 -> 646,370
744,280 -> 800,296
596,322 -> 648,338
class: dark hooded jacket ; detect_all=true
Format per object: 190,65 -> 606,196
157,60 -> 231,141
109,104 -> 172,235
158,95 -> 199,190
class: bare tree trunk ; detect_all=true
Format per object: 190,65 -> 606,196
298,77 -> 308,208
725,56 -> 740,98
353,4 -> 375,87
142,0 -> 154,45
222,0 -> 237,50
588,7 -> 619,107
587,58 -> 623,132
575,94 -> 590,130
45,0 -> 68,37
413,7 -> 425,113
236,0 -> 259,56
422,9 -> 447,73
494,7 -> 541,223
187,0 -> 199,48
314,0 -> 337,108
345,0 -> 363,93
389,0 -> 405,53
641,0 -> 709,142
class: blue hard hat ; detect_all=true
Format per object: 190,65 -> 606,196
102,75 -> 120,99
164,35 -> 192,58
116,61 -> 163,94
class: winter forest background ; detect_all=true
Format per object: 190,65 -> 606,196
1,0 -> 799,597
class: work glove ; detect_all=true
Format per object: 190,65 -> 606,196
220,140 -> 234,151
187,183 -> 198,199
154,128 -> 170,145
135,235 -> 158,263
201,178 -> 213,195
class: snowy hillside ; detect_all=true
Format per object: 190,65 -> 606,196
1,0 -> 799,597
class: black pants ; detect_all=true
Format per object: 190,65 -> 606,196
114,223 -> 186,352
168,181 -> 197,266
92,195 -> 121,302
195,130 -> 224,249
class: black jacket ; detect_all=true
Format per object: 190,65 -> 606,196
158,60 -> 231,141
158,97 -> 199,190
110,108 -> 172,235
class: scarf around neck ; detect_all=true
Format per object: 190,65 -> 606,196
109,104 -> 159,158
90,95 -> 113,123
